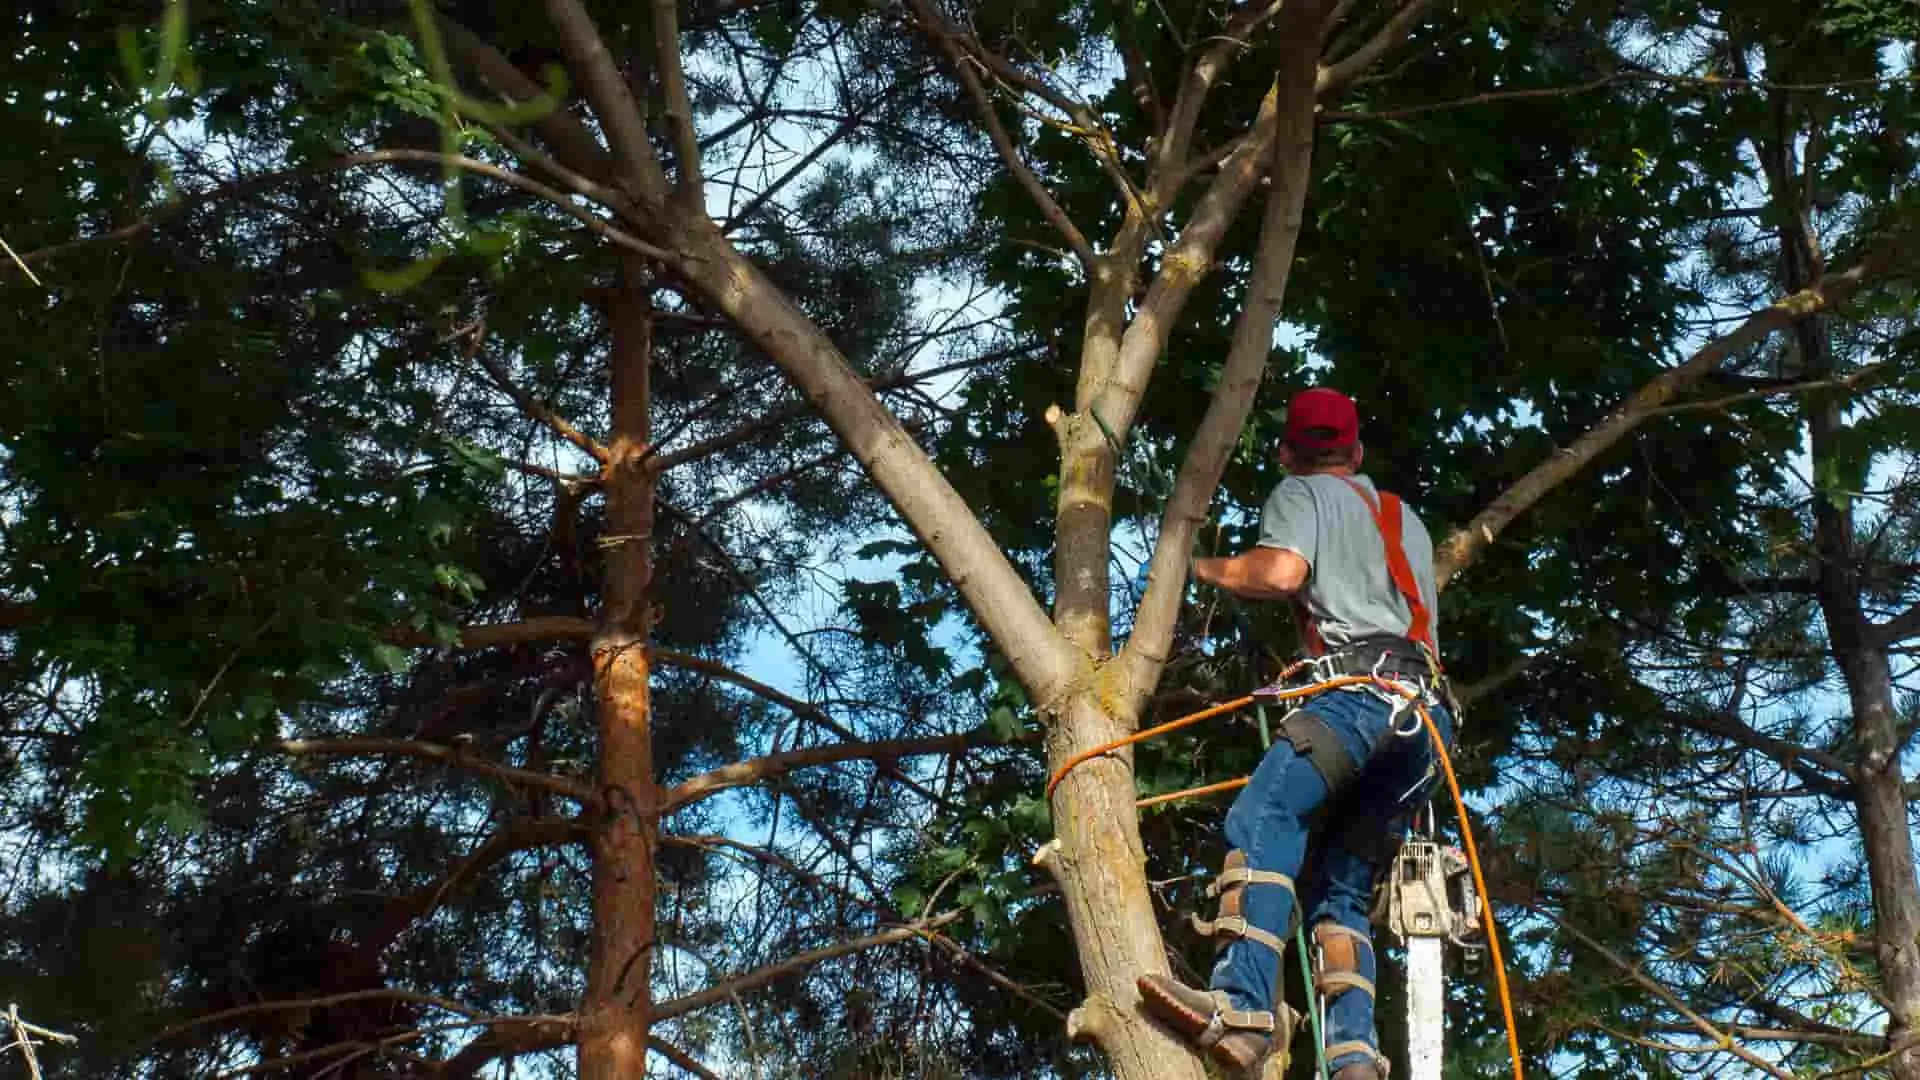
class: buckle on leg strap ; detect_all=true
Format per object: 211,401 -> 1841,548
1191,914 -> 1287,954
1196,990 -> 1276,1050
1314,971 -> 1377,1000
1207,868 -> 1296,898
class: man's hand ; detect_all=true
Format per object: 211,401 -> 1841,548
1191,548 -> 1309,600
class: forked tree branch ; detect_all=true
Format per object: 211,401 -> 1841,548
1149,0 -> 1286,201
541,0 -> 672,207
1315,0 -> 1434,96
1088,86 -> 1279,434
1119,8 -> 1324,712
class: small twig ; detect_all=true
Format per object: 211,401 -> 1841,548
0,237 -> 44,287
7,1004 -> 77,1080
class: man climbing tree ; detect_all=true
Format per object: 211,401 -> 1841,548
1137,388 -> 1453,1079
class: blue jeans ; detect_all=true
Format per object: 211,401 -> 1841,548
1208,687 -> 1455,1073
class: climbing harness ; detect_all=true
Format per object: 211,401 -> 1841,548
1046,668 -> 1524,1080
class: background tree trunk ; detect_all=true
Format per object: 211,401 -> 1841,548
579,261 -> 661,1079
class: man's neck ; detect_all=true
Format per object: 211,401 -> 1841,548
1294,465 -> 1361,478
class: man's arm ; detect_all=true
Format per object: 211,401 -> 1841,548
1192,547 -> 1310,600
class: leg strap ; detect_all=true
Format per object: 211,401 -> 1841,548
1315,971 -> 1377,999
1325,1040 -> 1392,1076
1279,709 -> 1361,798
1313,922 -> 1377,1001
1191,850 -> 1295,956
1191,914 -> 1288,955
1195,989 -> 1276,1050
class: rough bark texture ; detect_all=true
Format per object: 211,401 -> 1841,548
578,263 -> 661,1080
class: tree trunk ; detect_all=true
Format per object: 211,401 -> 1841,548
578,261 -> 661,1080
1809,373 -> 1920,1079
1766,75 -> 1920,1067
1037,9 -> 1327,1077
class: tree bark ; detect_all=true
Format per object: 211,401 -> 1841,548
577,260 -> 661,1080
1037,8 -> 1329,1077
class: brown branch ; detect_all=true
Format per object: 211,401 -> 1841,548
388,615 -> 596,650
1673,709 -> 1856,798
1315,0 -> 1434,97
436,1015 -> 579,1080
1647,364 -> 1888,420
662,733 -> 976,813
1150,0 -> 1286,200
1534,905 -> 1795,1079
1091,86 -> 1281,439
364,817 -> 588,954
652,910 -> 965,1021
649,0 -> 704,202
907,0 -> 1093,267
1119,17 -> 1323,711
277,738 -> 595,804
650,1039 -> 724,1079
458,325 -> 611,464
1435,232 -> 1912,589
648,349 -> 1004,473
1321,73 -> 1625,122
434,15 -> 615,187
541,0 -> 671,206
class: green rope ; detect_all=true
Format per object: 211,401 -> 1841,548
1256,702 -> 1273,751
1296,922 -> 1331,1080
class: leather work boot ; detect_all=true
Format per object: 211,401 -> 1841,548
1135,973 -> 1283,1076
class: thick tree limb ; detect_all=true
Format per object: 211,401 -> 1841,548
1435,233 -> 1911,589
1119,29 -> 1323,710
1315,0 -> 1434,97
648,0 -> 705,202
661,734 -> 976,813
541,0 -> 671,207
1875,601 -> 1920,646
277,737 -> 595,804
650,1039 -> 724,1079
436,1015 -> 578,1080
434,15 -> 615,186
1088,87 -> 1280,434
673,232 -> 1080,708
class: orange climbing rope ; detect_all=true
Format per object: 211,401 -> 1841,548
1045,671 -> 1526,1080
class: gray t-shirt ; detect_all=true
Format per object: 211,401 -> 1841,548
1255,473 -> 1440,652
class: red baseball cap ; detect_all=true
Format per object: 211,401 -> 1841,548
1284,388 -> 1359,449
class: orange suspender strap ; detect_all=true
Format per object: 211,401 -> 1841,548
1334,476 -> 1436,654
